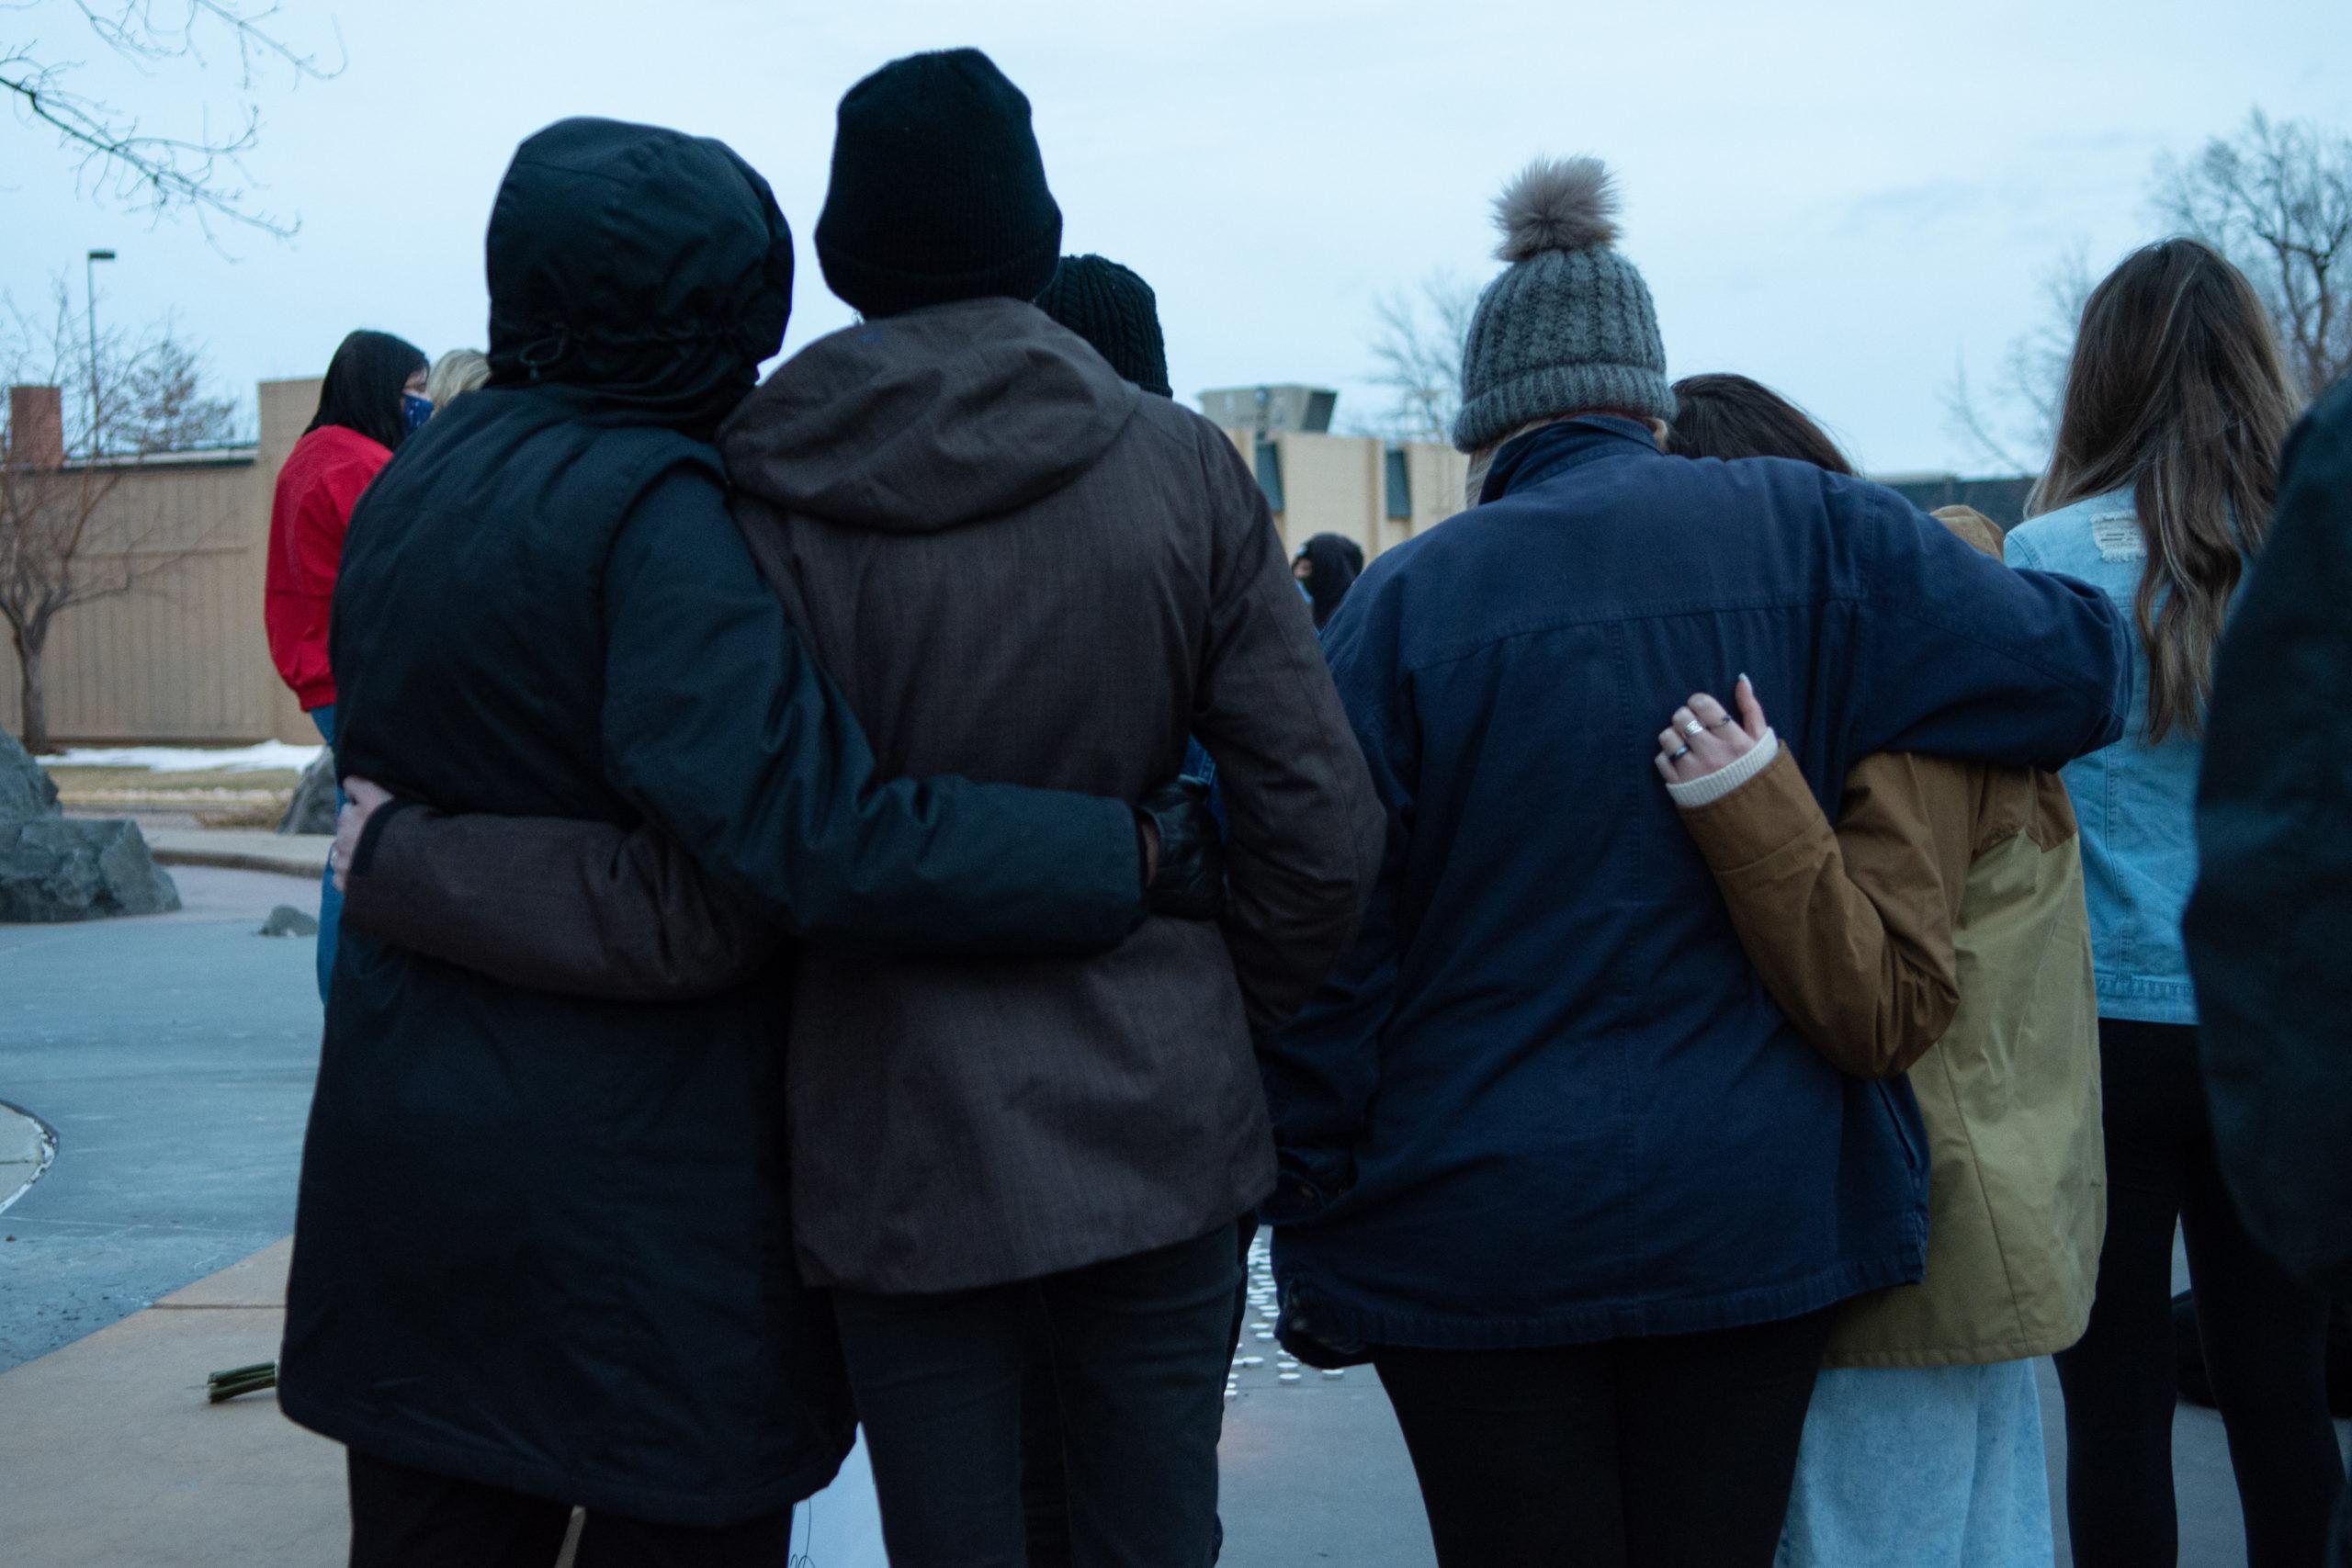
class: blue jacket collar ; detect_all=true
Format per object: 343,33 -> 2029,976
1480,416 -> 1660,505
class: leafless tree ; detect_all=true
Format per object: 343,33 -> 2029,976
2154,109 -> 2352,401
1358,270 -> 1480,443
1950,110 -> 2352,471
1,281 -> 239,749
2,1 -> 344,237
1943,248 -> 2094,473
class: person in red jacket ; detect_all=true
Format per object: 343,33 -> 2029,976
265,329 -> 427,1002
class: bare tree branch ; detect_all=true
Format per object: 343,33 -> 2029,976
2,276 -> 241,748
2,0 -> 345,237
1356,269 -> 1478,442
2154,108 -> 2352,400
1949,110 -> 2351,472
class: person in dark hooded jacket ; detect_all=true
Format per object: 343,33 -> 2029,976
282,117 -> 1223,1567
1294,532 -> 1364,629
2186,371 -> 2352,1567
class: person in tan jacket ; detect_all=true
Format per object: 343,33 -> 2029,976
1658,374 -> 2105,1568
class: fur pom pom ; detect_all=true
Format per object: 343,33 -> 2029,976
1492,156 -> 1620,263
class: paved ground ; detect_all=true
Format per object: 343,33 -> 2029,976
0,866 -> 324,1369
0,858 -> 2337,1564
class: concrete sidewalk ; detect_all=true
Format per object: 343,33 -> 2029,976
142,829 -> 330,881
0,1240 -> 345,1568
0,1234 -> 1430,1568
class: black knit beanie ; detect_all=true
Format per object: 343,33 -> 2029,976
1035,254 -> 1171,397
815,48 -> 1063,318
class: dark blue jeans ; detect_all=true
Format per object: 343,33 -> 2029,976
836,1223 -> 1241,1568
309,705 -> 341,1005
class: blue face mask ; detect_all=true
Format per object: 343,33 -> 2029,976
401,392 -> 435,432
1297,579 -> 1314,605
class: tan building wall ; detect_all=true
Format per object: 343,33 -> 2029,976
1,378 -> 321,745
3,382 -> 1463,747
1219,427 -> 1469,566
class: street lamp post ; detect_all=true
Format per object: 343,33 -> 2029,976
85,249 -> 116,457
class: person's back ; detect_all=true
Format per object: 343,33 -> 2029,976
2009,237 -> 2345,1568
726,51 -> 1378,1568
726,298 -> 1374,1293
1261,155 -> 2129,1568
2007,490 -> 2211,1019
286,118 -> 853,1531
1274,423 -> 2121,1337
1657,375 -> 2099,1565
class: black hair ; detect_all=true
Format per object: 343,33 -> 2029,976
307,330 -> 429,453
1295,533 -> 1365,629
1668,373 -> 1855,475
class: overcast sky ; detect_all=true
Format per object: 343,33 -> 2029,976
7,0 -> 2347,473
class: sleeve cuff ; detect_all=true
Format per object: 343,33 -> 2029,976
1666,728 -> 1781,809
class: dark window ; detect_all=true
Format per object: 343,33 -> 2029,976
1254,439 -> 1285,513
1385,446 -> 1412,520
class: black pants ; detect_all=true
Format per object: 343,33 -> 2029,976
2054,1017 -> 2345,1568
345,1450 -> 790,1568
1370,1307 -> 1835,1568
834,1222 -> 1242,1568
1021,1217 -> 1257,1567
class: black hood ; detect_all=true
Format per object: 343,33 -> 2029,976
484,118 -> 793,439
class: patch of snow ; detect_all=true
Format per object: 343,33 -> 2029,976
43,741 -> 322,774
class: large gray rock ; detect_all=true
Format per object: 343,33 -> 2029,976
0,816 -> 182,922
0,728 -> 180,923
277,749 -> 338,835
0,728 -> 60,819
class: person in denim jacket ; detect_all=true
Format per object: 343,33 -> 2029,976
2007,237 -> 2344,1568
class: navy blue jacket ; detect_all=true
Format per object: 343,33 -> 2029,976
1265,417 -> 2130,1358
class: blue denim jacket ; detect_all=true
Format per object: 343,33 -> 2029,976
2007,490 -> 2215,1024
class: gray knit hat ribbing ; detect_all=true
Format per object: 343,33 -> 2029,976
1453,156 -> 1672,453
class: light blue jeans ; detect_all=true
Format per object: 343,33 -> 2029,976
1778,1359 -> 2052,1568
310,705 -> 341,1006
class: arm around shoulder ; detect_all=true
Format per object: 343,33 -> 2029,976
599,468 -> 1146,958
341,801 -> 784,1000
1678,745 -> 1966,1077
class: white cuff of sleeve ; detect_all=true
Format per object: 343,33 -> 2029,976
1666,728 -> 1780,810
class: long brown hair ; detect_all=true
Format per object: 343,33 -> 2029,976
2030,239 -> 2296,741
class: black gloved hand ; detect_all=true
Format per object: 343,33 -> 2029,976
1136,775 -> 1224,919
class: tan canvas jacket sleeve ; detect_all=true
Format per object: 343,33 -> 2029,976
1679,748 -> 1975,1077
1672,505 -> 2004,1079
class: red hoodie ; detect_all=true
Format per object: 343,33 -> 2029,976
265,424 -> 391,710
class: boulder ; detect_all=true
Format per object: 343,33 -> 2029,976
0,816 -> 182,923
277,749 -> 338,835
258,905 -> 320,939
0,728 -> 61,819
0,728 -> 180,924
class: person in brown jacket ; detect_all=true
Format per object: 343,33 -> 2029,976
332,49 -> 1381,1568
1657,374 -> 2105,1567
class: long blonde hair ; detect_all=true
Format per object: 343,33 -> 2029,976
2030,239 -> 2296,742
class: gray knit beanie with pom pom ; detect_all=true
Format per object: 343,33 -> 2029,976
1453,155 -> 1672,453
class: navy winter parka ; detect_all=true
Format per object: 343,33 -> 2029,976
1265,417 -> 2131,1359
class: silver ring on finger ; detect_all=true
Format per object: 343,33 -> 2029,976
1669,744 -> 1692,761
1681,718 -> 1706,738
